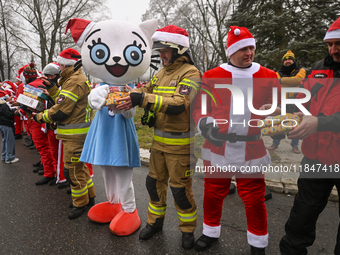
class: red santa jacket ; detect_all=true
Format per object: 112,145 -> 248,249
192,63 -> 281,171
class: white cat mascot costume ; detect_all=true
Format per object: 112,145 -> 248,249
64,18 -> 158,236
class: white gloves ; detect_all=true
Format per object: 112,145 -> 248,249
88,85 -> 109,110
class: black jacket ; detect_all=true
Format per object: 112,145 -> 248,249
0,100 -> 15,127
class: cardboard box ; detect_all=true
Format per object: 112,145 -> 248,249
17,94 -> 45,112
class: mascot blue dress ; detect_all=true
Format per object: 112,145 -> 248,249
64,18 -> 158,236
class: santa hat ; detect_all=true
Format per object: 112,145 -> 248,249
42,62 -> 60,75
3,81 -> 16,96
152,25 -> 190,53
0,91 -> 8,100
226,26 -> 256,57
16,64 -> 28,81
57,48 -> 81,66
64,18 -> 95,47
324,16 -> 340,41
23,63 -> 38,79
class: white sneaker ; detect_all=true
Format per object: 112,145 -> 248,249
6,158 -> 19,164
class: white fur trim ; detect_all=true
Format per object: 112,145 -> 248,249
77,21 -> 95,47
56,56 -> 77,66
247,230 -> 268,248
201,148 -> 271,173
203,223 -> 221,238
324,29 -> 340,41
152,31 -> 189,48
227,38 -> 256,57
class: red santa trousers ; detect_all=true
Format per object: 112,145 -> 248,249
30,121 -> 55,178
14,116 -> 23,135
202,160 -> 268,248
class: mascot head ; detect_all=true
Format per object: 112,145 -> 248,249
64,18 -> 158,85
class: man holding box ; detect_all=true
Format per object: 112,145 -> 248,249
33,48 -> 96,219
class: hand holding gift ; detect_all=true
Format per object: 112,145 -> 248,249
259,113 -> 302,136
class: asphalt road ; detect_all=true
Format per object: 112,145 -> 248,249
0,137 -> 338,255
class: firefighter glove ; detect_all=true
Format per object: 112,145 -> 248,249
141,109 -> 156,127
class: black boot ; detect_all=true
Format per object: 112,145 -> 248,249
15,134 -> 22,139
139,223 -> 162,240
33,165 -> 43,173
33,160 -> 41,167
48,178 -> 57,186
35,177 -> 55,185
24,139 -> 34,147
182,232 -> 194,249
68,205 -> 87,219
251,246 -> 266,255
38,170 -> 44,175
194,234 -> 218,251
57,181 -> 69,189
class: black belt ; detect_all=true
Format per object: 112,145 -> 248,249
215,133 -> 261,143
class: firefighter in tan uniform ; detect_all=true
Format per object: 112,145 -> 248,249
117,25 -> 201,249
33,48 -> 96,219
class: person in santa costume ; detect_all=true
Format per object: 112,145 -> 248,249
20,63 -> 56,185
191,26 -> 281,254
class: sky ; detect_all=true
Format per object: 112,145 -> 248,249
105,0 -> 151,25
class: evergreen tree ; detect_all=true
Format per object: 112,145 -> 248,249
229,0 -> 340,71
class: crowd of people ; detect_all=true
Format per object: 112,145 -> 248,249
0,14 -> 340,255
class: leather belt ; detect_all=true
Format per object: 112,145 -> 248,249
215,133 -> 261,143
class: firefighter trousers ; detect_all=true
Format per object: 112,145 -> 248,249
146,148 -> 197,233
63,139 -> 96,208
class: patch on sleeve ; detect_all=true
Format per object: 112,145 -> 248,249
57,95 -> 65,104
179,85 -> 191,95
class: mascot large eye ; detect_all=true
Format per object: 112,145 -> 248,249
89,40 -> 110,65
123,40 -> 146,66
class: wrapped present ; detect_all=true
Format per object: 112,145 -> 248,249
105,86 -> 130,106
258,113 -> 302,136
17,94 -> 44,111
23,85 -> 48,101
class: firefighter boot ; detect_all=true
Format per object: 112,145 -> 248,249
109,209 -> 141,236
182,232 -> 195,249
139,221 -> 163,240
88,201 -> 122,223
68,205 -> 87,220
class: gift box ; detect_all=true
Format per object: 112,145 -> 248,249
105,86 -> 129,106
258,113 -> 302,136
23,85 -> 48,101
17,94 -> 45,112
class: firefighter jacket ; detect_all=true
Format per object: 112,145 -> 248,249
295,54 -> 340,165
35,67 -> 93,141
277,66 -> 306,98
136,56 -> 201,154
